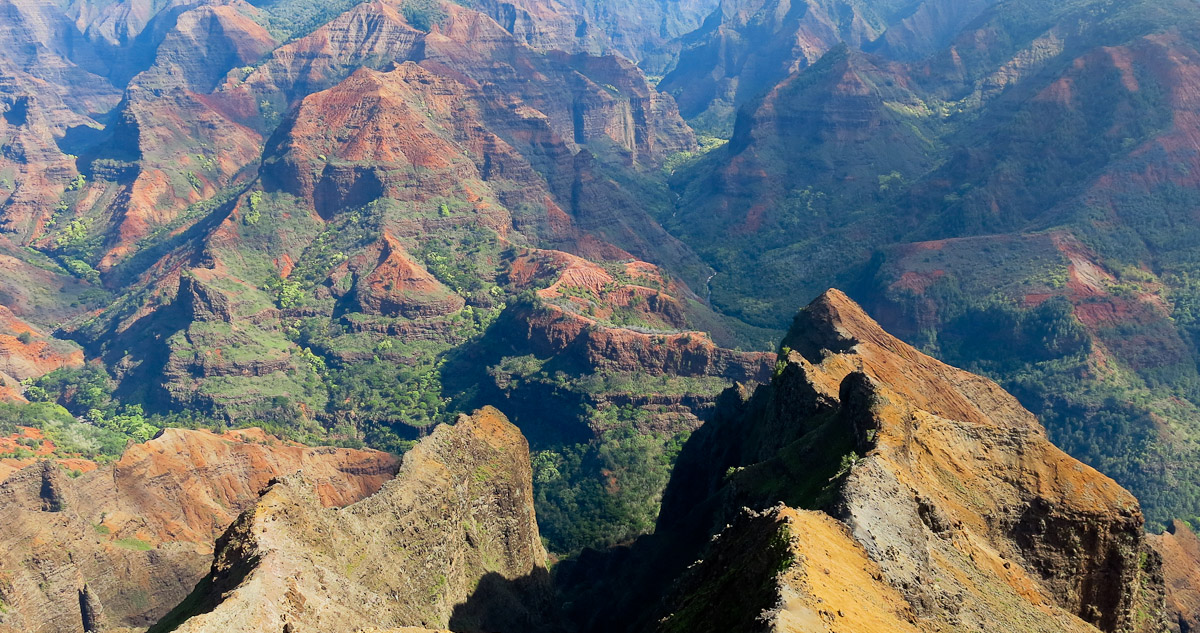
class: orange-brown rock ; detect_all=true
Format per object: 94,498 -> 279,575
350,233 -> 464,318
652,290 -> 1167,633
515,249 -> 688,330
469,0 -> 716,71
214,0 -> 424,110
0,0 -> 121,119
261,62 -> 517,223
0,85 -> 87,242
0,305 -> 84,381
504,250 -> 773,383
88,86 -> 265,271
659,0 -> 995,131
234,0 -> 694,160
153,407 -> 552,633
1,0 -> 273,265
131,3 -> 276,93
659,0 -> 879,128
1149,520 -> 1200,632
0,428 -> 398,633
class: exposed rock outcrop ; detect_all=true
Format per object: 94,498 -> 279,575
0,370 -> 23,402
352,233 -> 465,318
503,249 -> 774,382
0,428 -> 398,633
566,289 -> 1168,633
1149,521 -> 1200,633
153,407 -> 552,633
0,236 -> 95,324
229,1 -> 695,162
0,426 -> 98,482
659,0 -> 997,133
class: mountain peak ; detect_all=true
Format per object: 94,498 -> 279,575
782,288 -> 873,360
651,289 -> 1160,633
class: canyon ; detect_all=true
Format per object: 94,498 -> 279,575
2,0 -> 1200,630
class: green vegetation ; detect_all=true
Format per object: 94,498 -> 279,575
434,311 -> 731,554
898,284 -> 1200,528
0,401 -> 131,461
670,0 -> 1178,326
249,0 -> 365,41
416,226 -> 505,307
20,364 -> 161,448
244,191 -> 263,225
327,358 -> 451,448
662,135 -> 728,175
114,536 -> 153,551
400,0 -> 447,31
532,405 -> 691,553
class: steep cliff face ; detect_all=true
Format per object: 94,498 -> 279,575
661,0 -> 872,131
1149,521 -> 1200,633
0,0 -> 272,251
670,45 -> 934,296
222,0 -> 694,162
421,3 -> 697,162
659,506 -> 921,633
0,428 -> 397,633
0,236 -> 97,324
260,62 -> 520,224
152,407 -> 551,633
131,3 -> 277,93
668,0 -> 1200,326
611,290 -> 1168,633
82,4 -> 274,271
0,85 -> 87,242
0,0 -> 122,118
352,232 -> 465,318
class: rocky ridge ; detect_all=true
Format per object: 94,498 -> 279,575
0,428 -> 397,633
561,289 -> 1169,633
505,248 -> 774,381
663,0 -> 1200,531
658,0 -> 999,133
153,407 -> 551,633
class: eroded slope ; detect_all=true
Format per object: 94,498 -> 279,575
0,428 -> 397,633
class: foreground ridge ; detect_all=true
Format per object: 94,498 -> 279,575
0,428 -> 397,633
568,289 -> 1169,633
153,406 -> 551,633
